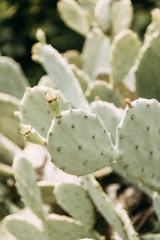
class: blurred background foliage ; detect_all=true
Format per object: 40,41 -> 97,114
0,0 -> 160,86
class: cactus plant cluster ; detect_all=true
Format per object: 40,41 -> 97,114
1,0 -> 160,240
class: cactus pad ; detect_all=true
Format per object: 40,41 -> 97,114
47,109 -> 118,175
94,0 -> 112,33
110,30 -> 141,85
111,0 -> 133,37
40,44 -> 89,110
135,32 -> 160,101
44,214 -> 99,240
54,183 -> 95,229
4,215 -> 45,240
13,155 -> 44,219
116,98 -> 160,191
57,0 -> 90,36
0,92 -> 24,148
82,28 -> 110,79
0,56 -> 29,99
0,134 -> 21,165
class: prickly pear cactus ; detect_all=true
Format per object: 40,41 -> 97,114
0,56 -> 29,99
0,134 -> 21,165
54,183 -> 95,229
116,98 -> 160,191
13,155 -> 44,219
57,0 -> 90,36
110,29 -> 141,85
4,215 -> 45,240
0,92 -> 24,148
44,214 -> 100,240
82,28 -> 110,79
47,109 -> 119,175
111,0 -> 133,37
135,32 -> 160,101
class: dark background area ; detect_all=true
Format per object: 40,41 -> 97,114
0,0 -> 160,86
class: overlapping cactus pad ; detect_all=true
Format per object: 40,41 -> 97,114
47,109 -> 118,175
54,183 -> 96,229
117,98 -> 160,191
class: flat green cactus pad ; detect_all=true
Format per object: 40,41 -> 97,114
90,100 -> 123,143
82,175 -> 128,240
44,214 -> 99,240
19,86 -> 71,138
57,0 -> 90,36
116,98 -> 160,191
110,30 -> 141,85
82,28 -> 110,79
4,215 -> 45,240
78,0 -> 96,22
135,32 -> 160,101
47,109 -> 118,175
54,183 -> 95,229
0,92 -> 24,148
0,56 -> 29,99
111,0 -> 133,37
0,134 -> 21,165
86,81 -> 122,107
13,155 -> 44,219
40,44 -> 89,110
19,87 -> 53,138
94,0 -> 112,33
